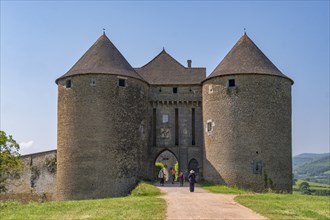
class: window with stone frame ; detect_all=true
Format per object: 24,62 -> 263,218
118,78 -> 126,87
253,160 -> 262,175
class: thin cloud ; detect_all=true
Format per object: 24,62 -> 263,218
19,140 -> 34,149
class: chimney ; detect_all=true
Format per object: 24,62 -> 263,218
187,60 -> 192,68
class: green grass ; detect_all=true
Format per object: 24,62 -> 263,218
0,181 -> 166,220
199,181 -> 249,194
235,193 -> 330,220
201,182 -> 330,219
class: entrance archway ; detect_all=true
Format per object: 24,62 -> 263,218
154,150 -> 178,183
188,158 -> 199,174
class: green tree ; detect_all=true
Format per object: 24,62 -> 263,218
0,130 -> 23,192
299,181 -> 311,195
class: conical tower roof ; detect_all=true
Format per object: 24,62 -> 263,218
56,34 -> 143,83
206,34 -> 293,83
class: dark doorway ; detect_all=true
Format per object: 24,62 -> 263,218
188,159 -> 199,174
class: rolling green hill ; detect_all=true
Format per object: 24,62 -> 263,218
293,153 -> 329,169
293,154 -> 330,184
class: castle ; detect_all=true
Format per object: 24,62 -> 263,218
54,33 -> 293,200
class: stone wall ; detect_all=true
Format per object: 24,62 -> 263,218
56,74 -> 149,200
1,150 -> 57,201
202,74 -> 292,192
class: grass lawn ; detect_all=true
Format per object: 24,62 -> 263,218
199,181 -> 248,194
236,193 -> 330,220
200,183 -> 330,220
0,181 -> 166,220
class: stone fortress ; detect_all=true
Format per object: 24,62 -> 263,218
4,32 -> 294,201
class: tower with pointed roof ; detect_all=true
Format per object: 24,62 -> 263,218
56,33 -> 149,200
202,34 -> 293,192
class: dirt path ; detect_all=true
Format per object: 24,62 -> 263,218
157,183 -> 267,220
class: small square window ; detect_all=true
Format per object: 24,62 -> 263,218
173,87 -> 178,93
118,79 -> 126,87
66,79 -> 72,88
228,79 -> 235,87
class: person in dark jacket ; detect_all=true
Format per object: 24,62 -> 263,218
188,170 -> 196,192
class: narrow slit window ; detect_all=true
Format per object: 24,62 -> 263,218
175,108 -> 179,145
173,87 -> 178,93
153,108 -> 157,147
90,79 -> 96,86
66,79 -> 72,88
253,161 -> 262,175
192,108 -> 195,145
228,79 -> 235,87
118,79 -> 126,87
207,122 -> 212,132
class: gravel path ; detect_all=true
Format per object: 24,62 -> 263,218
157,183 -> 267,220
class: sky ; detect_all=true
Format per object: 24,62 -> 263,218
0,1 -> 329,156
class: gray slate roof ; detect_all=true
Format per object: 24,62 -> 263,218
207,34 -> 293,83
135,49 -> 206,85
56,34 -> 143,83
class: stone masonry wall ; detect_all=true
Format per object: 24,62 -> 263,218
57,74 -> 148,200
1,150 -> 57,201
203,74 -> 292,192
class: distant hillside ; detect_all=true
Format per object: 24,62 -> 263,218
293,154 -> 330,185
293,153 -> 330,169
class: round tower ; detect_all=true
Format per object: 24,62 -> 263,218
202,34 -> 294,192
55,34 -> 149,200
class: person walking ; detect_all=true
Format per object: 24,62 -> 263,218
179,171 -> 184,186
158,168 -> 165,186
188,170 -> 196,192
170,168 -> 176,184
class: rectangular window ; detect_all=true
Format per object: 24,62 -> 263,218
65,79 -> 72,88
192,108 -> 195,145
228,79 -> 235,87
173,87 -> 178,93
207,121 -> 212,132
118,79 -> 126,87
253,161 -> 262,175
153,108 -> 157,147
175,108 -> 179,145
162,114 -> 169,123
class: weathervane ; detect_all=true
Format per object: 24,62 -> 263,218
244,28 -> 246,35
103,28 -> 106,35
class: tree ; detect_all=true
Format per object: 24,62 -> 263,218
299,181 -> 311,195
0,130 -> 23,192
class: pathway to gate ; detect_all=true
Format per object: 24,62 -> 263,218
156,182 -> 267,220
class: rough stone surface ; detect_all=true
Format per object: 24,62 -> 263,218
56,74 -> 149,200
202,75 -> 292,192
1,150 -> 56,201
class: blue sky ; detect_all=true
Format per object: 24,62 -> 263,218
1,1 -> 329,156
